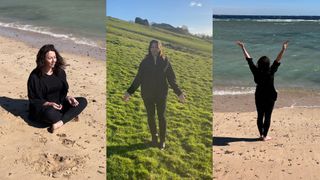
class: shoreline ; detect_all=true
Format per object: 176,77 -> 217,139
214,87 -> 320,112
0,25 -> 105,60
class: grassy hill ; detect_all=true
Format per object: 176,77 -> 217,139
106,16 -> 212,179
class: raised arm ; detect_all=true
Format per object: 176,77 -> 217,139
275,41 -> 289,63
236,41 -> 251,59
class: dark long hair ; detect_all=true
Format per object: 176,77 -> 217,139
257,56 -> 270,72
146,39 -> 165,59
36,44 -> 66,75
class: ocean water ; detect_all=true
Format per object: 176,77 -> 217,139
213,15 -> 320,95
0,0 -> 105,47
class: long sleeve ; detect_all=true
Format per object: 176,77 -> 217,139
57,68 -> 69,102
270,60 -> 281,75
246,57 -> 258,76
166,61 -> 182,96
27,72 -> 46,114
127,62 -> 143,95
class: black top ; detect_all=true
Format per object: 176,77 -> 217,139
127,55 -> 182,99
246,57 -> 280,101
27,68 -> 69,116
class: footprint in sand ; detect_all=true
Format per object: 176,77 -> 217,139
29,153 -> 86,178
56,133 -> 67,138
56,133 -> 76,147
34,132 -> 48,144
62,139 -> 76,147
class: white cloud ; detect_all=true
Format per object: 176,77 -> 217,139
190,1 -> 202,7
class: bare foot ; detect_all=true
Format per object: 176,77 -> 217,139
49,120 -> 64,133
263,136 -> 272,141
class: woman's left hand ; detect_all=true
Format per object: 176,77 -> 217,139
282,40 -> 289,50
66,96 -> 79,107
178,93 -> 186,103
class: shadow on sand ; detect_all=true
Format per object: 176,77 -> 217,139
0,96 -> 49,128
213,136 -> 261,146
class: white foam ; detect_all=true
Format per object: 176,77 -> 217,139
0,21 -> 102,48
213,87 -> 255,95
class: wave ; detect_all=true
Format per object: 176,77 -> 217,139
213,87 -> 255,95
0,21 -> 103,48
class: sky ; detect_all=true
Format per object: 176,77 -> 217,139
107,0 -> 320,35
213,0 -> 320,16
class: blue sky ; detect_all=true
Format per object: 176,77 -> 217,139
213,0 -> 320,16
107,0 -> 320,35
107,0 -> 214,35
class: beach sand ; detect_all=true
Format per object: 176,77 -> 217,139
213,92 -> 320,179
0,35 -> 106,179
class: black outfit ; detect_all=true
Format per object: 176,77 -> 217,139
246,57 -> 280,137
27,68 -> 87,124
127,55 -> 182,146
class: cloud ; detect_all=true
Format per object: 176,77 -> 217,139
190,1 -> 202,7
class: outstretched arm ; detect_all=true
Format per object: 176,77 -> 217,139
236,41 -> 251,59
124,62 -> 143,102
275,41 -> 289,63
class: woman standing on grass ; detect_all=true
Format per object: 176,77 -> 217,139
124,39 -> 186,150
28,44 -> 87,133
236,40 -> 288,141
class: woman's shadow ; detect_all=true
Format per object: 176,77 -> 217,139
213,136 -> 261,146
0,96 -> 49,128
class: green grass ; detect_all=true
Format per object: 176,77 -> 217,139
107,16 -> 212,179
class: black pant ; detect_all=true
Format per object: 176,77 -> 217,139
255,98 -> 275,137
39,97 -> 87,124
143,97 -> 167,144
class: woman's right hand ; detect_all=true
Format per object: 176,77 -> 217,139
123,92 -> 131,102
178,93 -> 186,103
43,101 -> 63,110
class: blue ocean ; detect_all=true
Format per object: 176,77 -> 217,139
213,15 -> 320,95
0,0 -> 105,48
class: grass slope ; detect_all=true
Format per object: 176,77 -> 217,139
107,16 -> 212,179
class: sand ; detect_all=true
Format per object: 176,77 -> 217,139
213,92 -> 320,180
0,35 -> 106,179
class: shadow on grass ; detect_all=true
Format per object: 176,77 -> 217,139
0,96 -> 49,128
212,136 -> 261,146
107,143 -> 150,158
